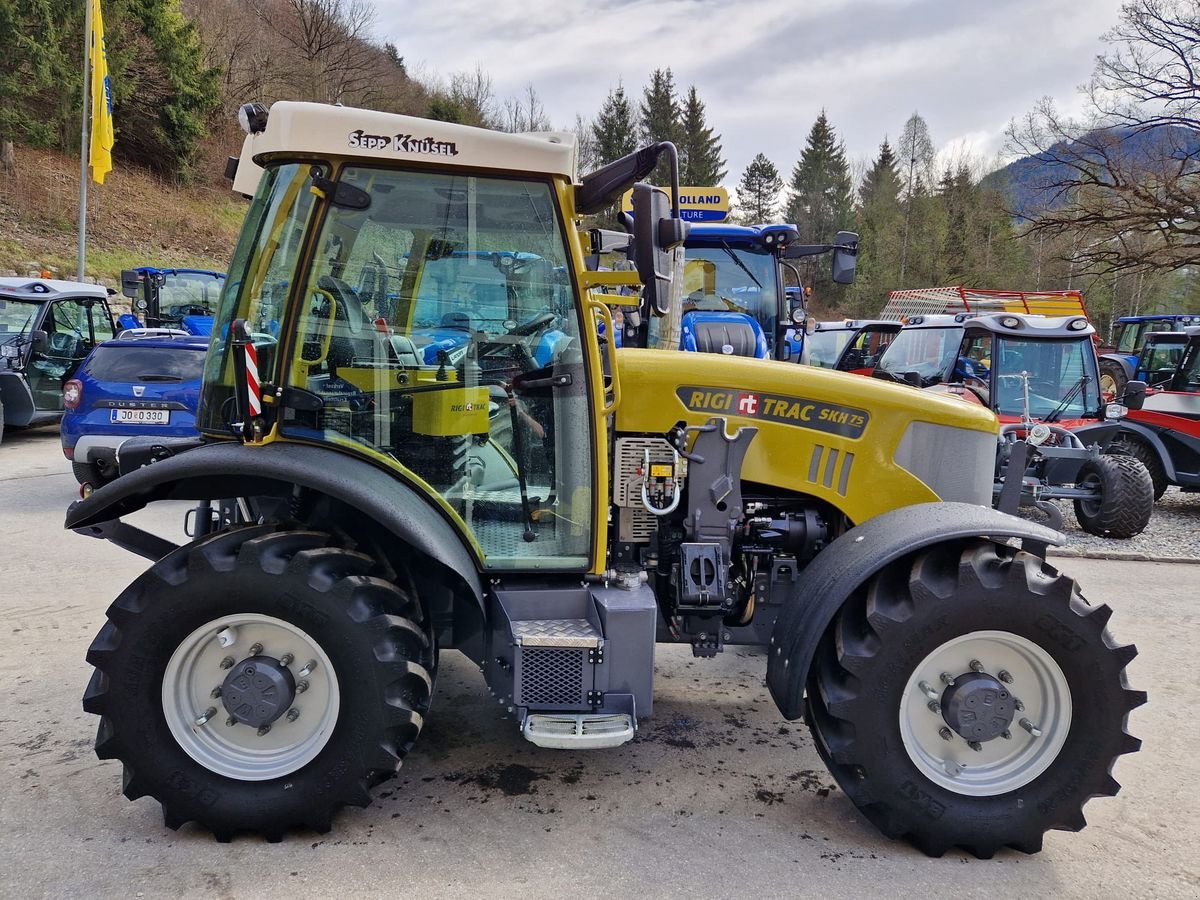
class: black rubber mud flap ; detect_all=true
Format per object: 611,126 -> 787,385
766,502 -> 1062,720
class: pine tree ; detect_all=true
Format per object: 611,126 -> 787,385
786,112 -> 854,304
592,83 -> 637,166
679,85 -> 725,185
858,138 -> 902,208
638,68 -> 682,185
847,139 -> 905,315
735,153 -> 782,223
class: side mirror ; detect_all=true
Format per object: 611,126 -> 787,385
631,182 -> 687,316
120,270 -> 142,299
31,330 -> 48,352
831,231 -> 858,285
1122,379 -> 1148,411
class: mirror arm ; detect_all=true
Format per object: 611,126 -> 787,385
576,142 -> 681,216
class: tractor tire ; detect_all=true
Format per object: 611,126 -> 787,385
1073,454 -> 1154,538
1108,434 -> 1168,500
805,541 -> 1144,858
1099,359 -> 1128,397
83,524 -> 435,841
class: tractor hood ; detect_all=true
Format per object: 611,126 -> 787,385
613,349 -> 999,523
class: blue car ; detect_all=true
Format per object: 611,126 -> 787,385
61,333 -> 209,487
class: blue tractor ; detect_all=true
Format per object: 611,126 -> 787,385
1099,313 -> 1200,395
117,267 -> 226,336
604,221 -> 857,359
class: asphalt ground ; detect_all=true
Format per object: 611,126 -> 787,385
0,426 -> 1196,899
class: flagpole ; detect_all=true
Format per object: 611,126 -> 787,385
78,0 -> 92,281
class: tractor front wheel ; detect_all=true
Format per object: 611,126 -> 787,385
806,541 -> 1143,858
83,525 -> 434,841
1099,359 -> 1128,397
1073,454 -> 1154,538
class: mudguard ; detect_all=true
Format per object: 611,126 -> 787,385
0,371 -> 36,427
765,501 -> 1062,720
1115,420 -> 1188,482
1068,421 -> 1121,449
65,440 -> 484,611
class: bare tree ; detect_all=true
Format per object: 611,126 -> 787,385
897,112 -> 936,281
1006,1 -> 1200,276
501,85 -> 552,133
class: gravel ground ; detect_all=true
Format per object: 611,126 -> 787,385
1022,486 -> 1200,561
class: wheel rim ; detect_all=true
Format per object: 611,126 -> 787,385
1076,470 -> 1102,517
1099,372 -> 1118,395
162,613 -> 340,781
898,630 -> 1072,797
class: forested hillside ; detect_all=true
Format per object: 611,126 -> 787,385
0,0 -> 1195,333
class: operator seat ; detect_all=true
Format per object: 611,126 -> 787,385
319,275 -> 373,371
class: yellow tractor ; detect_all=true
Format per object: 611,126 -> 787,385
71,102 -> 1142,856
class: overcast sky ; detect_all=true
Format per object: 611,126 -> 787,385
376,0 -> 1127,185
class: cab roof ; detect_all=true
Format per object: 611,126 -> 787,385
685,222 -> 799,248
900,311 -> 1095,339
0,278 -> 109,302
234,101 -> 579,195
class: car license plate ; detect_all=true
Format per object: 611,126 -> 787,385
110,408 -> 170,425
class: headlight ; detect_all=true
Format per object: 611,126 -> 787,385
0,344 -> 18,358
1106,403 -> 1127,420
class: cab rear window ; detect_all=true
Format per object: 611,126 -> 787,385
85,346 -> 206,382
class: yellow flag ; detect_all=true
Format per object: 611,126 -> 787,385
89,0 -> 114,184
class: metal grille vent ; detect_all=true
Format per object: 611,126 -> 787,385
519,647 -> 586,706
613,437 -> 684,506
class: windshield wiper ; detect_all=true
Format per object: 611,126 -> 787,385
719,241 -> 762,290
1043,376 -> 1089,423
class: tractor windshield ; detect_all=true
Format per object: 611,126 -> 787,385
0,299 -> 40,337
804,329 -> 852,368
678,245 -> 780,355
992,336 -> 1101,419
202,162 -> 595,571
875,327 -> 963,386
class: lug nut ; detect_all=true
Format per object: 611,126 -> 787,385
969,659 -> 984,673
1014,698 -> 1025,712
286,708 -> 300,722
257,724 -> 271,737
1019,718 -> 1042,738
968,740 -> 983,752
225,716 -> 237,727
939,672 -> 954,685
296,680 -> 309,694
209,686 -> 222,699
298,660 -> 317,678
249,642 -> 263,656
1001,729 -> 1012,740
927,700 -> 940,714
939,727 -> 953,741
998,670 -> 1013,684
279,653 -> 294,667
219,656 -> 235,670
194,707 -> 217,726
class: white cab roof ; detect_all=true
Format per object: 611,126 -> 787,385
233,101 -> 578,196
0,278 -> 109,301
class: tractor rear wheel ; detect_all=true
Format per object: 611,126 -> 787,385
806,541 -> 1143,858
83,524 -> 434,841
1073,454 -> 1154,538
1099,359 -> 1127,397
1108,434 -> 1167,500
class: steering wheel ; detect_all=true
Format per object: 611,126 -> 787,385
508,311 -> 557,336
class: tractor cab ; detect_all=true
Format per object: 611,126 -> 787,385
118,267 -> 226,335
0,278 -> 116,439
801,319 -> 901,374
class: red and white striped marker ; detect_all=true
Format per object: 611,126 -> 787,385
245,341 -> 262,416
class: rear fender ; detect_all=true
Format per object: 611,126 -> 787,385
765,502 -> 1062,720
0,371 -> 36,427
1114,421 -> 1183,481
66,440 -> 485,647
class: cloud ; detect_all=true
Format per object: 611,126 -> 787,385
375,0 -> 1126,187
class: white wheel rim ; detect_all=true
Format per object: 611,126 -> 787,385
898,630 -> 1072,797
162,613 -> 340,781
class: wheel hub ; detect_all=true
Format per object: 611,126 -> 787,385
940,671 -> 1016,742
220,655 -> 296,728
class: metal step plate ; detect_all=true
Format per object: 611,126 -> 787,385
522,713 -> 636,749
512,618 -> 601,648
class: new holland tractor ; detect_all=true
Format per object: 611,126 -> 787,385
70,101 -> 1143,857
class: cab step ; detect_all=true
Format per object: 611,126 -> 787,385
522,712 -> 636,749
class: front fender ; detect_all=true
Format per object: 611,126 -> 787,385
1067,421 -> 1120,449
1115,421 -> 1183,481
66,440 -> 484,614
0,371 -> 36,427
765,502 -> 1062,720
